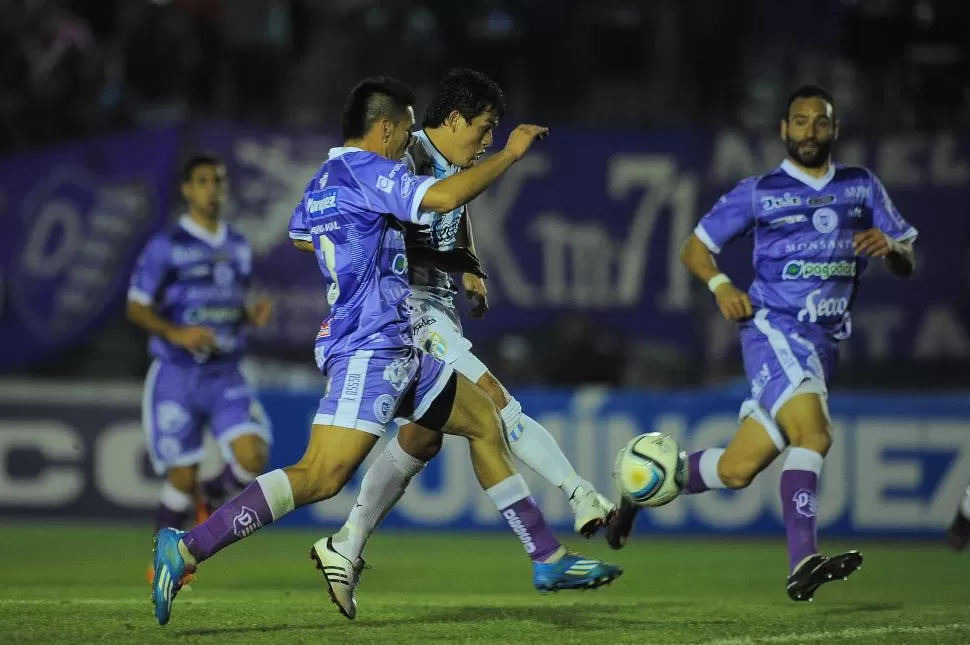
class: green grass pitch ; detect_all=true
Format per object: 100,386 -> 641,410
1,525 -> 968,644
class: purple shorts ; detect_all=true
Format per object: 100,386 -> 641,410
739,309 -> 838,423
142,360 -> 272,475
315,347 -> 454,436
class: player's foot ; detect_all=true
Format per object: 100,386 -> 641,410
569,486 -> 617,537
146,562 -> 195,589
151,528 -> 193,625
533,552 -> 623,592
785,551 -> 863,602
605,496 -> 640,550
947,512 -> 970,551
309,537 -> 366,620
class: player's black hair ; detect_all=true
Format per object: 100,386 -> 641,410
182,152 -> 224,182
341,76 -> 416,140
422,68 -> 506,129
784,85 -> 836,120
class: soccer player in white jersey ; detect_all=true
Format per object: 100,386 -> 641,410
313,69 -> 617,612
607,86 -> 917,602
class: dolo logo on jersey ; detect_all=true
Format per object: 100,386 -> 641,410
782,260 -> 856,280
797,289 -> 848,323
760,192 -> 802,211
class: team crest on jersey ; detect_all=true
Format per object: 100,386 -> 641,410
811,208 -> 838,234
213,262 -> 235,286
156,400 -> 190,435
424,332 -> 447,360
376,175 -> 394,193
374,394 -> 396,423
392,253 -> 408,275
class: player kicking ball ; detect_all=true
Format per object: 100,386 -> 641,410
307,68 -> 616,619
150,76 -> 622,627
128,154 -> 273,587
606,85 -> 917,602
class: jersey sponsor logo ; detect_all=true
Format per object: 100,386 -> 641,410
797,288 -> 849,323
412,316 -> 437,333
373,394 -> 396,423
784,239 -> 852,253
184,306 -> 243,325
782,260 -> 856,280
316,320 -> 331,339
178,264 -> 210,279
306,190 -> 337,214
760,192 -> 802,211
502,508 -> 536,554
844,185 -> 869,200
807,195 -> 836,207
812,207 -> 839,233
318,172 -> 329,189
172,247 -> 208,265
376,175 -> 394,193
768,214 -> 808,228
310,221 -> 340,235
400,173 -> 418,199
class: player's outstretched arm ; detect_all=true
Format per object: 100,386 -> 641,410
420,124 -> 548,213
680,233 -> 753,322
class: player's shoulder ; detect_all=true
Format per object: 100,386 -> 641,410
832,163 -> 875,183
407,134 -> 435,175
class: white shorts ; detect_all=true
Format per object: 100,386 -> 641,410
408,290 -> 489,384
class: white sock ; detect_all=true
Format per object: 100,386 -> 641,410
256,469 -> 295,520
961,486 -> 970,520
331,435 -> 426,561
160,481 -> 193,512
699,448 -> 727,489
501,399 -> 589,497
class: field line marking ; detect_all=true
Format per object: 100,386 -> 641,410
691,623 -> 970,645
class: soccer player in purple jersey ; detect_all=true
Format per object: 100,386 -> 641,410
149,77 -> 622,626
606,85 -> 917,601
947,484 -> 970,550
128,154 -> 274,585
313,69 -> 617,617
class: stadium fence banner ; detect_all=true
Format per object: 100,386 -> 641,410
1,382 -> 968,538
1,125 -> 968,370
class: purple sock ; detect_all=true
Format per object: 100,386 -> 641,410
182,480 -> 275,563
683,449 -> 725,495
155,504 -> 190,532
781,447 -> 824,572
486,474 -> 561,562
202,463 -> 250,505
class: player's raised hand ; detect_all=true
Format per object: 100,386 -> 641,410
463,273 -> 489,319
167,326 -> 217,352
247,296 -> 273,328
714,283 -> 753,321
853,228 -> 894,257
504,124 -> 549,161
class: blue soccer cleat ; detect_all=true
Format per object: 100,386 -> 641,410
151,528 -> 189,625
533,552 -> 623,592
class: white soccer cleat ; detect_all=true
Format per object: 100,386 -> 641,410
309,537 -> 365,620
569,487 -> 617,537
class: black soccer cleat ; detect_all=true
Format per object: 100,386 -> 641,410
786,551 -> 863,602
605,496 -> 641,550
947,512 -> 970,551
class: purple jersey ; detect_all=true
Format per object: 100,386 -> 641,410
288,147 -> 438,369
695,160 -> 917,339
128,216 -> 253,364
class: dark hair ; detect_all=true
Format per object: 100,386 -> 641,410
422,68 -> 506,129
785,84 -> 835,120
341,76 -> 416,140
182,152 -> 224,182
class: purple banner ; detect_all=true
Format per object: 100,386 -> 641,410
0,128 -> 179,369
1,125 -> 968,369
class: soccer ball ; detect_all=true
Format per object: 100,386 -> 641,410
614,432 -> 687,508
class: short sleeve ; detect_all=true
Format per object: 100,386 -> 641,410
694,177 -> 757,254
354,157 -> 438,226
868,171 -> 918,243
288,199 -> 311,242
127,234 -> 169,306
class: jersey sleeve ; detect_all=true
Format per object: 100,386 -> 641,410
693,177 -> 757,254
288,199 -> 311,242
353,157 -> 438,226
868,171 -> 918,243
127,234 -> 169,306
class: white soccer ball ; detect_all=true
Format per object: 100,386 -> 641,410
614,432 -> 687,508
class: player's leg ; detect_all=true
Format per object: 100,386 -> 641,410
606,408 -> 783,549
330,423 -> 440,563
775,389 -> 861,601
947,484 -> 970,551
203,370 -> 273,510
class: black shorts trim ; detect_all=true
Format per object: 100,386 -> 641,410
415,372 -> 457,432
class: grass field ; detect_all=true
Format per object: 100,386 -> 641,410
1,525 -> 968,645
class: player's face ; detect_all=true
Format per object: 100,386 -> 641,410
451,109 -> 499,168
386,106 -> 417,161
782,97 -> 836,169
181,164 -> 227,219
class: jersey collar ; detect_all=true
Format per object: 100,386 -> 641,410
179,215 -> 227,247
413,130 -> 455,174
328,146 -> 365,159
780,159 -> 836,191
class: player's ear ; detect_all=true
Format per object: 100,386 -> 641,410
779,118 -> 788,141
180,181 -> 191,201
833,119 -> 840,141
448,110 -> 462,132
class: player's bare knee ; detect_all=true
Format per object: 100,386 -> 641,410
230,435 -> 268,475
717,458 -> 758,490
166,466 -> 198,493
446,376 -> 503,443
475,371 -> 510,410
287,456 -> 353,503
398,424 -> 442,462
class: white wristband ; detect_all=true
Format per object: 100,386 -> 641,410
707,273 -> 731,293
